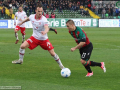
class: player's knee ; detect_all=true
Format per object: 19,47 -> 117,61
14,30 -> 17,33
20,44 -> 26,49
80,59 -> 86,64
20,41 -> 29,49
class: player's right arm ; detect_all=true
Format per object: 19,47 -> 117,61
18,17 -> 30,26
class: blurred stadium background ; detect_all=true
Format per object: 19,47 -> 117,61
0,0 -> 120,19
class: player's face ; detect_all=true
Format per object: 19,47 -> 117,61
36,7 -> 43,17
66,23 -> 74,31
19,7 -> 22,12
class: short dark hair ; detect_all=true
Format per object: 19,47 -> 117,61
66,20 -> 75,25
35,3 -> 43,10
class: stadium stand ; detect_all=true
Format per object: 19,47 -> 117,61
0,0 -> 120,19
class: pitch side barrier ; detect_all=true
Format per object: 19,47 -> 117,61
99,19 -> 120,27
0,18 -> 98,28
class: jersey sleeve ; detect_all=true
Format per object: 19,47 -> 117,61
78,29 -> 86,42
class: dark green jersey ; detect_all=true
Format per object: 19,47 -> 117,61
69,27 -> 90,48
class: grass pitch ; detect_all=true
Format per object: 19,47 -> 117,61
0,27 -> 120,90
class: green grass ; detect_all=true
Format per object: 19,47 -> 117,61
0,27 -> 120,90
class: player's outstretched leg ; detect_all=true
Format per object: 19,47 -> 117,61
81,60 -> 93,77
12,41 -> 29,64
15,32 -> 19,44
12,48 -> 25,64
89,61 -> 106,72
49,28 -> 57,34
21,27 -> 26,43
48,49 -> 64,69
14,27 -> 19,44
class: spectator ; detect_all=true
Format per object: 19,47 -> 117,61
49,3 -> 53,11
71,3 -> 75,12
45,12 -> 49,18
115,7 -> 119,16
28,2 -> 31,8
108,7 -> 111,16
43,2 -> 47,12
95,6 -> 98,15
80,9 -> 84,16
1,6 -> 5,19
32,4 -> 36,14
68,2 -> 72,10
98,2 -> 102,14
65,1 -> 68,10
76,3 -> 79,11
42,0 -> 45,5
59,6 -> 63,13
0,1 -> 2,6
102,8 -> 106,19
84,0 -> 88,8
110,7 -> 113,16
86,9 -> 89,16
24,6 -> 28,15
15,1 -> 19,9
53,4 -> 56,11
113,7 -> 116,16
80,5 -> 83,10
9,7 -> 13,18
42,11 -> 45,16
62,1 -> 65,10
51,12 -> 55,18
92,5 -> 96,12
55,1 -> 59,10
12,1 -> 16,9
29,6 -> 32,16
77,1 -> 80,6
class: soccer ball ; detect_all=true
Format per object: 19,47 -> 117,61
61,68 -> 71,78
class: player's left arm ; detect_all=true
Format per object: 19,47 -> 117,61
41,18 -> 49,35
41,25 -> 49,35
71,40 -> 86,52
18,17 -> 30,26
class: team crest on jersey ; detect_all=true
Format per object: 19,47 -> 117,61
76,33 -> 79,38
76,34 -> 78,37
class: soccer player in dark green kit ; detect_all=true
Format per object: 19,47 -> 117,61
66,20 -> 106,77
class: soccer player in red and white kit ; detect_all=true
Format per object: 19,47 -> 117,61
14,6 -> 27,44
12,4 -> 65,69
